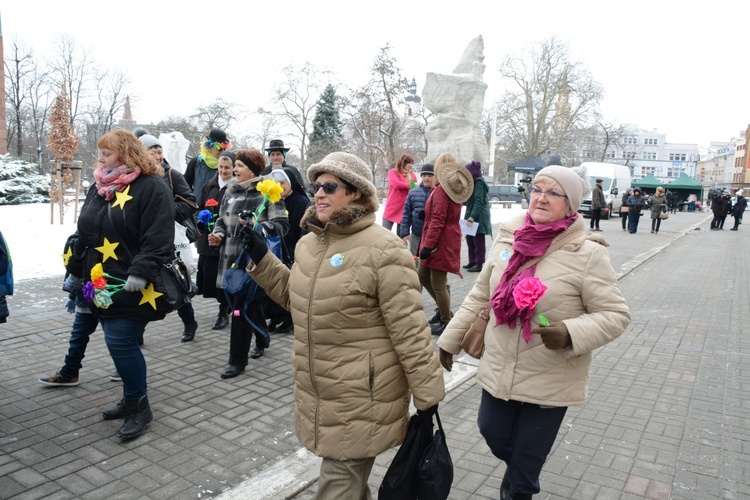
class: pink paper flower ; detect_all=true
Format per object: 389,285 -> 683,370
513,277 -> 547,309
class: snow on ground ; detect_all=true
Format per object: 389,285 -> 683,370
1,201 -> 527,282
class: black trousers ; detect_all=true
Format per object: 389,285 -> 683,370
590,208 -> 602,229
478,389 -> 567,495
228,296 -> 267,367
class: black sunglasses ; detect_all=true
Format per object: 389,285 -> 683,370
312,182 -> 346,195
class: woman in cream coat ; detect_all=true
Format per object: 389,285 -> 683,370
438,165 -> 630,500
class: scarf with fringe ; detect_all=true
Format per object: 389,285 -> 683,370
94,164 -> 141,201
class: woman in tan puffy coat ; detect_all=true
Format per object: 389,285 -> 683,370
438,165 -> 630,500
244,152 -> 444,499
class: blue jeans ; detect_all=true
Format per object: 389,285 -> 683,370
60,312 -> 100,378
101,318 -> 149,399
628,212 -> 641,233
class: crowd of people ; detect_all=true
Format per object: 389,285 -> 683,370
31,135 -> 705,499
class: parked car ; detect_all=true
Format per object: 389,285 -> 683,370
487,184 -> 523,203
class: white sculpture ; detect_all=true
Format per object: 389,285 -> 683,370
159,132 -> 190,174
423,35 -> 488,166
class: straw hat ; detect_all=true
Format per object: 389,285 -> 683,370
436,161 -> 474,204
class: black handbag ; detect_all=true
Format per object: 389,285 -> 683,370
159,249 -> 198,311
378,407 -> 452,500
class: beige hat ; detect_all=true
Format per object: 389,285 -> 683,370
307,152 -> 377,198
436,161 -> 474,204
535,165 -> 588,214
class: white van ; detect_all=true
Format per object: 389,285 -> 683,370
572,162 -> 632,219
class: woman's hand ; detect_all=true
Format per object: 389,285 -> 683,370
207,233 -> 222,247
532,322 -> 571,350
439,348 -> 454,372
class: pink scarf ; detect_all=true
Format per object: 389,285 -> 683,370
94,164 -> 141,201
490,213 -> 577,342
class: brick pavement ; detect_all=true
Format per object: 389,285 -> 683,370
4,210 -> 746,499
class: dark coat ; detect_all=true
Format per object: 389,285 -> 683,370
195,174 -> 228,257
0,229 -> 9,323
185,154 -> 217,201
419,185 -> 463,275
627,194 -> 646,215
400,183 -> 431,238
279,167 -> 311,263
592,184 -> 606,210
68,174 -> 175,321
464,177 -> 492,236
732,196 -> 747,216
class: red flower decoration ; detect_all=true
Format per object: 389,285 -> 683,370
205,198 -> 219,207
512,277 -> 547,309
92,277 -> 107,290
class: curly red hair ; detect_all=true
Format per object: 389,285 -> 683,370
97,129 -> 162,176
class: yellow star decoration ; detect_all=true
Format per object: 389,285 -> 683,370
62,246 -> 73,266
138,283 -> 163,310
112,185 -> 133,210
95,238 -> 119,262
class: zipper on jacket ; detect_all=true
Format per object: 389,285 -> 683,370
368,353 -> 374,401
308,231 -> 328,452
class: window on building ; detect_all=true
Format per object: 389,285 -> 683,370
641,167 -> 656,176
625,137 -> 637,145
643,152 -> 657,160
644,138 -> 658,146
667,168 -> 683,178
624,151 -> 637,159
669,153 -> 687,161
605,150 -> 615,159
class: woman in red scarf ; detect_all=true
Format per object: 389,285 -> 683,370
437,165 -> 631,499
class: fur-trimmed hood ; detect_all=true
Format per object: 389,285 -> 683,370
301,194 -> 379,231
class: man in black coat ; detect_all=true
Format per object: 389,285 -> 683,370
730,190 -> 747,231
261,139 -> 304,184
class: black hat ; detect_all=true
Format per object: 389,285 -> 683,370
219,151 -> 236,164
595,178 -> 603,183
265,139 -> 290,154
545,154 -> 563,166
420,163 -> 435,175
208,129 -> 228,144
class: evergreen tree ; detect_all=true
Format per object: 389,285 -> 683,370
308,84 -> 344,164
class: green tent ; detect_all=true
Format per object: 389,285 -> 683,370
631,173 -> 663,190
667,174 -> 704,200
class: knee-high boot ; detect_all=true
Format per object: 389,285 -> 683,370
117,395 -> 153,440
500,468 -> 511,500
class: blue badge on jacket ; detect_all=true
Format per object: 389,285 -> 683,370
330,253 -> 344,267
500,249 -> 512,261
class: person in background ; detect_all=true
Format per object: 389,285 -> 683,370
400,163 -> 434,257
670,191 -> 680,214
590,178 -> 605,232
242,151 -> 444,500
650,186 -> 668,234
418,152 -> 474,336
138,132 -> 200,342
264,167 -> 311,334
65,129 -> 175,440
627,187 -> 646,234
463,160 -> 492,273
261,139 -> 303,183
209,149 -> 288,377
0,229 -> 11,324
710,189 -> 725,231
730,189 -> 747,231
620,188 -> 631,231
718,192 -> 732,230
196,151 -> 235,330
382,153 -> 417,234
184,128 -> 232,199
687,193 -> 697,212
438,165 -> 631,500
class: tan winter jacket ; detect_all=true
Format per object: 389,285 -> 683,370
249,195 -> 445,460
438,214 -> 630,407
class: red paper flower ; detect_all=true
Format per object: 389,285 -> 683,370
513,277 -> 547,309
92,277 -> 107,290
205,198 -> 219,207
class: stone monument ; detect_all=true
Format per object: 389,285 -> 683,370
422,35 -> 488,165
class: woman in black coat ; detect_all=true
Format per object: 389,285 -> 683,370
196,151 -> 235,330
626,188 -> 646,233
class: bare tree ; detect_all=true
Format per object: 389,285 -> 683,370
27,66 -> 53,172
50,35 -> 94,127
80,68 -> 131,160
190,98 -> 240,133
493,36 -> 603,163
4,39 -> 34,157
271,62 -> 328,169
246,110 -> 283,152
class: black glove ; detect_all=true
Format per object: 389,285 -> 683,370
419,247 -> 436,260
418,210 -> 426,220
417,404 -> 438,417
240,225 -> 269,264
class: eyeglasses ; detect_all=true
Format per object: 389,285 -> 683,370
529,187 -> 567,200
312,182 -> 346,195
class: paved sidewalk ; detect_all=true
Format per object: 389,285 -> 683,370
4,210 -> 746,499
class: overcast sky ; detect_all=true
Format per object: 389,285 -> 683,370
2,0 -> 748,149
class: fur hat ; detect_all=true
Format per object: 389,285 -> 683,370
139,134 -> 161,150
465,160 -> 483,179
437,161 -> 474,204
420,163 -> 435,176
307,152 -> 376,198
535,165 -> 588,213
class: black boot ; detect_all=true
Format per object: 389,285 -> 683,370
212,312 -> 229,330
508,486 -> 532,500
430,321 -> 448,336
181,321 -> 198,342
117,395 -> 153,440
102,399 -> 128,420
500,469 -> 511,500
428,308 -> 441,324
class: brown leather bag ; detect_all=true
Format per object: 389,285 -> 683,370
459,306 -> 490,359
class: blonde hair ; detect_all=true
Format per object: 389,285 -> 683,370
97,129 -> 162,176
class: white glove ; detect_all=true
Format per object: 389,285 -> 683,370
124,275 -> 147,292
